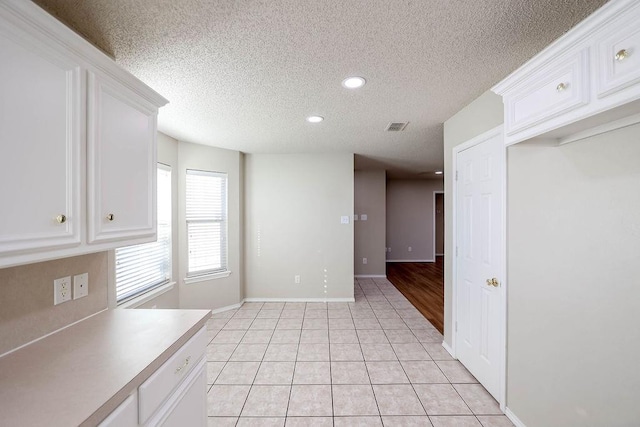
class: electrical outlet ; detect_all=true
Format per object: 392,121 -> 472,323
73,273 -> 88,300
408,246 -> 412,252
54,276 -> 72,305
388,247 -> 391,253
363,258 -> 368,264
295,275 -> 301,284
360,214 -> 368,221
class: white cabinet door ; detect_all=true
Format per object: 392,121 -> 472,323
160,359 -> 207,427
0,19 -> 82,254
87,71 -> 157,244
595,5 -> 640,98
144,357 -> 207,427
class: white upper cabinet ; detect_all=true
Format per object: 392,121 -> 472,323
0,0 -> 167,268
493,0 -> 640,146
0,12 -> 82,255
87,71 -> 157,244
595,13 -> 640,99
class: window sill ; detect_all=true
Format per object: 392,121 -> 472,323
118,281 -> 176,309
184,270 -> 231,285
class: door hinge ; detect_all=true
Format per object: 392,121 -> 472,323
455,170 -> 459,181
455,246 -> 458,257
455,321 -> 458,332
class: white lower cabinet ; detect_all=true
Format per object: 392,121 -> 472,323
145,358 -> 207,427
99,327 -> 207,427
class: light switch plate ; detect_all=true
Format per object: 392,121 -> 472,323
340,216 -> 350,224
360,214 -> 368,221
73,273 -> 89,299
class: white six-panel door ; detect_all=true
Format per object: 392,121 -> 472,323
455,129 -> 504,400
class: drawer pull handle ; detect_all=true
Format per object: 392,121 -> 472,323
615,49 -> 629,62
55,214 -> 67,224
175,356 -> 191,374
556,82 -> 568,92
106,213 -> 114,221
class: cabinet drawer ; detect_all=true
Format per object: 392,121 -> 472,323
596,5 -> 640,98
138,326 -> 207,424
505,48 -> 590,136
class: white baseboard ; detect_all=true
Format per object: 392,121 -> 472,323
354,275 -> 387,279
505,408 -> 527,427
435,253 -> 444,256
243,297 -> 356,303
211,297 -> 357,313
211,302 -> 243,314
441,341 -> 455,358
386,259 -> 435,263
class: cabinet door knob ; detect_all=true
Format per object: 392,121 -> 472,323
106,213 -> 114,221
556,82 -> 568,92
486,278 -> 500,287
615,49 -> 629,62
55,214 -> 67,224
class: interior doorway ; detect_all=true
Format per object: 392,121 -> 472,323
434,191 -> 444,257
386,260 -> 444,333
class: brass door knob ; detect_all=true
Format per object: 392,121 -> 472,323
615,49 -> 629,61
55,214 -> 66,224
556,82 -> 567,92
106,213 -> 114,221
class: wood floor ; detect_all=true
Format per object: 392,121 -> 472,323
386,257 -> 444,333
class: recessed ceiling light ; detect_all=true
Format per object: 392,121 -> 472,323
435,171 -> 443,175
306,115 -> 324,123
342,76 -> 366,89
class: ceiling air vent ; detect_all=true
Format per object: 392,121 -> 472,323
385,122 -> 408,131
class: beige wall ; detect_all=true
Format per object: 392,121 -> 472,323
0,252 -> 107,355
386,179 -> 444,262
244,153 -> 354,300
442,90 -> 504,345
354,170 -> 386,276
506,124 -> 640,426
177,141 -> 244,310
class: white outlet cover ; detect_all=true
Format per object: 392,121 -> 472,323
353,214 -> 359,221
54,276 -> 72,305
73,273 -> 89,300
408,246 -> 412,252
294,275 -> 301,284
360,214 -> 368,221
363,258 -> 368,264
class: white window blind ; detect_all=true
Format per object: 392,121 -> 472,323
186,169 -> 228,277
115,164 -> 172,303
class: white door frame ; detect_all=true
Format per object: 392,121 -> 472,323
450,124 -> 507,410
432,191 -> 445,258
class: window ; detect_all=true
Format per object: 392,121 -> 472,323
186,169 -> 228,277
115,164 -> 172,303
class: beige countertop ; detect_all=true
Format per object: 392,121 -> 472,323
0,308 -> 211,427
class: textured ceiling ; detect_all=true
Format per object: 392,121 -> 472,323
34,0 -> 607,178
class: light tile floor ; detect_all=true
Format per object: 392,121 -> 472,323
205,278 -> 514,427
